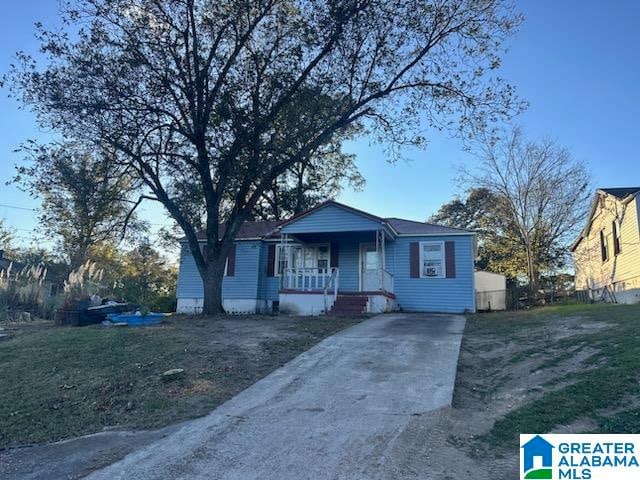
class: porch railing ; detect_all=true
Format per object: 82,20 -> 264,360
380,268 -> 394,293
282,267 -> 392,295
281,267 -> 337,291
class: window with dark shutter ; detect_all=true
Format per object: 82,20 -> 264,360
409,242 -> 420,278
266,244 -> 276,276
613,221 -> 621,255
445,241 -> 456,278
600,230 -> 608,262
330,242 -> 339,268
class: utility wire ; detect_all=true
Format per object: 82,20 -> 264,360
0,203 -> 38,211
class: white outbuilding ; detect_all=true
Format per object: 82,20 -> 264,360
474,270 -> 507,311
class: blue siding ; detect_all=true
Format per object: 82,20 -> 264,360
176,244 -> 203,298
386,235 -> 475,313
257,243 -> 280,301
177,232 -> 476,314
335,236 -> 360,291
177,241 -> 261,300
281,204 -> 383,234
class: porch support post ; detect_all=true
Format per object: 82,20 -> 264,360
376,229 -> 383,290
280,233 -> 286,289
381,230 -> 386,269
285,234 -> 293,282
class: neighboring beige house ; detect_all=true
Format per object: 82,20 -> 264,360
571,187 -> 640,304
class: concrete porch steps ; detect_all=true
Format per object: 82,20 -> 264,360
330,295 -> 368,315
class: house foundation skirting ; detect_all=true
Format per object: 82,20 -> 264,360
177,298 -> 272,315
278,291 -> 397,315
588,287 -> 640,304
279,292 -> 332,316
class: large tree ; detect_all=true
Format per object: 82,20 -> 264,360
15,142 -> 144,268
460,127 -> 591,288
8,0 -> 522,313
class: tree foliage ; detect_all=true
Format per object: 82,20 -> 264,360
14,142 -> 145,268
113,240 -> 177,311
429,188 -> 521,276
8,0 -> 522,313
253,137 -> 365,220
61,241 -> 177,311
0,220 -> 15,256
451,127 -> 591,286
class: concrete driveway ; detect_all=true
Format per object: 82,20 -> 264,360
86,313 -> 465,480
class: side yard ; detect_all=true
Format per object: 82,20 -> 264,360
0,314 -> 363,449
386,303 -> 640,480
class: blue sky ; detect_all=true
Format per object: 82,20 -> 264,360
1,1 -> 639,249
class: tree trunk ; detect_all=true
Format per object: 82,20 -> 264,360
201,260 -> 226,315
524,243 -> 537,302
294,165 -> 305,214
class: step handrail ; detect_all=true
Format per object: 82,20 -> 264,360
323,267 -> 339,313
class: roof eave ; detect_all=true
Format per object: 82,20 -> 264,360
277,200 -> 386,230
395,231 -> 476,237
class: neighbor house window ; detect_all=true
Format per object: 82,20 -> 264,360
613,220 -> 622,255
600,230 -> 609,262
420,241 -> 445,278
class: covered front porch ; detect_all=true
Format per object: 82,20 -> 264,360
275,230 -> 396,315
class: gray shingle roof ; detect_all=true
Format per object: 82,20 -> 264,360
599,187 -> 640,199
384,217 -> 473,235
193,220 -> 281,240
0,255 -> 25,273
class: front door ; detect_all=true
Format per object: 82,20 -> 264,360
360,243 -> 380,291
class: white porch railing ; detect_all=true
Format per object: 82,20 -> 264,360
281,267 -> 338,292
380,269 -> 394,293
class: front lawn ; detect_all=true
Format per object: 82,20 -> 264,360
467,303 -> 640,449
0,314 -> 363,448
386,303 -> 640,480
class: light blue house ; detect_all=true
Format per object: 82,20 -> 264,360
177,201 -> 476,315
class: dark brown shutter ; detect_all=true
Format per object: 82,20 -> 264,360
226,244 -> 236,276
266,244 -> 276,277
409,242 -> 420,278
600,230 -> 607,261
330,242 -> 339,268
445,241 -> 456,278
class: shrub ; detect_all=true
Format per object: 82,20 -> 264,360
60,261 -> 105,309
0,263 -> 48,320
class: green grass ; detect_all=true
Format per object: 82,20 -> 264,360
0,315 -> 363,448
469,303 -> 640,449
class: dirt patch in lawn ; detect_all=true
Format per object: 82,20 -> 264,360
0,314 -> 364,478
386,303 -> 640,480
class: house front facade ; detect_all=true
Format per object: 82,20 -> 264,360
177,201 -> 476,315
571,187 -> 640,304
